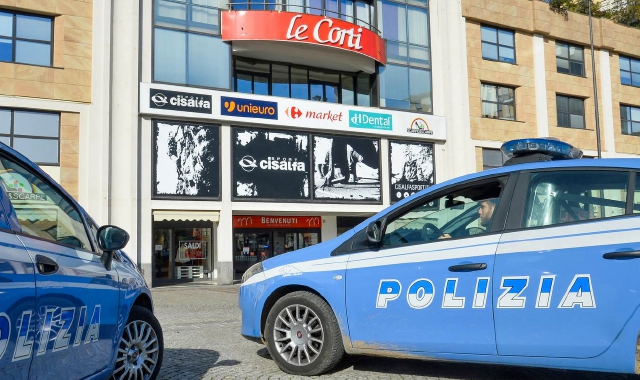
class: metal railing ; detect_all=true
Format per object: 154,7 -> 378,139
227,2 -> 381,35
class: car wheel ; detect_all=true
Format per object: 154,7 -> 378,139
113,305 -> 164,380
264,291 -> 344,376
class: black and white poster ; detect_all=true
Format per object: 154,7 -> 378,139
313,134 -> 381,202
389,140 -> 435,203
233,128 -> 310,200
154,121 -> 220,199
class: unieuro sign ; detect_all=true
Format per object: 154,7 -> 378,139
221,11 -> 386,65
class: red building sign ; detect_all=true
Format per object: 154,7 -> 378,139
233,215 -> 322,228
222,11 -> 386,65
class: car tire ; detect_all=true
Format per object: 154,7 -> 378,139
264,291 -> 344,376
112,305 -> 164,380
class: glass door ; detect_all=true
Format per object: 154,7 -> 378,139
234,232 -> 273,281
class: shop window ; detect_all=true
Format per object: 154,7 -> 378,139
556,95 -> 585,129
0,108 -> 59,165
481,83 -> 515,121
482,148 -> 507,171
378,0 -> 431,112
481,25 -> 515,64
0,10 -> 53,66
620,55 -> 640,87
232,57 -> 371,106
153,0 -> 230,89
621,105 -> 640,136
556,41 -> 584,76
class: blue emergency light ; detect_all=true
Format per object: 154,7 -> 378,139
500,138 -> 583,165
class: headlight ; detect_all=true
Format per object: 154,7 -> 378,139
242,262 -> 264,284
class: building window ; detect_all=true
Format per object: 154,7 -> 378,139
481,25 -> 515,64
620,56 -> 640,87
153,0 -> 230,89
0,10 -> 53,66
481,83 -> 515,120
378,0 -> 431,112
621,105 -> 640,136
0,108 -> 60,165
232,57 -> 371,106
556,41 -> 584,76
556,95 -> 585,129
482,148 -> 507,171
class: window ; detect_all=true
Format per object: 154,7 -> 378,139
620,56 -> 640,87
482,148 -> 507,170
378,0 -> 431,112
481,84 -> 515,120
556,95 -> 585,129
523,170 -> 628,228
381,177 -> 507,247
153,0 -> 230,89
635,174 -> 640,214
621,105 -> 640,136
0,10 -> 53,66
0,155 -> 91,249
481,25 -> 515,64
556,41 -> 584,76
232,57 -> 371,105
0,108 -> 59,165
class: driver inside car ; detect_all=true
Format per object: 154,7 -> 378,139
438,198 -> 496,239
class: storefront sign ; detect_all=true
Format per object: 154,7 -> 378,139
407,117 -> 434,135
221,96 -> 278,120
178,240 -> 206,260
389,140 -> 435,203
233,128 -> 310,200
285,106 -> 343,122
349,110 -> 392,131
150,88 -> 212,114
222,11 -> 386,65
233,215 -> 322,228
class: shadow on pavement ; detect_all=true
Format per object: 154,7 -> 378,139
329,355 -> 638,380
157,348 -> 241,380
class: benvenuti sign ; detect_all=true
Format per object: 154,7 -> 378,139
349,110 -> 392,131
221,11 -> 386,65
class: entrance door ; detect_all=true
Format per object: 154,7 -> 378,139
233,232 -> 272,281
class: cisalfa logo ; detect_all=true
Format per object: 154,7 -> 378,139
149,88 -> 212,114
238,155 -> 305,172
239,155 -> 258,172
221,96 -> 278,120
285,106 -> 303,119
151,93 -> 168,107
407,117 -> 433,135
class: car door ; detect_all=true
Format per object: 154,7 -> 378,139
493,169 -> 640,358
345,174 -> 516,354
0,186 -> 37,380
0,154 -> 121,379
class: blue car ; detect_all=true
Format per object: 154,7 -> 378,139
240,138 -> 640,376
0,143 -> 163,380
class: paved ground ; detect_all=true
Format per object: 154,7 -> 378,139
152,284 -> 639,380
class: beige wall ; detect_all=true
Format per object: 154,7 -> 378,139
464,0 -> 640,165
0,0 -> 90,198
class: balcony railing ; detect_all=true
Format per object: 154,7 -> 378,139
227,1 -> 380,35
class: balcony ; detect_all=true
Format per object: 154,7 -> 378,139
221,4 -> 386,74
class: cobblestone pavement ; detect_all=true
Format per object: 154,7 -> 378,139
152,284 -> 639,380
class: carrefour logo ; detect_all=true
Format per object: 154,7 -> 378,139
349,110 -> 392,131
221,96 -> 278,120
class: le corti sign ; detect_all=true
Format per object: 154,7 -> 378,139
140,83 -> 446,141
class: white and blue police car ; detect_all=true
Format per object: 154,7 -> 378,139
0,143 -> 163,380
240,138 -> 640,376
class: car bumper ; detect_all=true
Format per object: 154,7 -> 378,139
239,274 -> 267,339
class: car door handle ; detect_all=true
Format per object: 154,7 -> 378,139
36,255 -> 59,275
448,263 -> 487,272
602,250 -> 640,260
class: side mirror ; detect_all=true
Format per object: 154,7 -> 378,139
365,219 -> 384,244
97,225 -> 130,271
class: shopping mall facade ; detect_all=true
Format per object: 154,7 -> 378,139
1,0 -> 640,285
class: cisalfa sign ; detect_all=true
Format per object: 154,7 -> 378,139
221,11 -> 386,65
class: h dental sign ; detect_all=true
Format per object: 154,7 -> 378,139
221,11 -> 387,65
349,110 -> 392,131
149,89 -> 212,114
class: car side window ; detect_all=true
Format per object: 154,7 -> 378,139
524,170 -> 628,228
381,177 -> 508,247
635,174 -> 640,214
0,155 -> 92,250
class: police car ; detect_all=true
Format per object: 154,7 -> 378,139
240,138 -> 640,376
0,143 -> 163,380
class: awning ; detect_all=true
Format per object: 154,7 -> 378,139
153,210 -> 220,222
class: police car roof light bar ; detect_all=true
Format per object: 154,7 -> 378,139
500,138 -> 583,166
